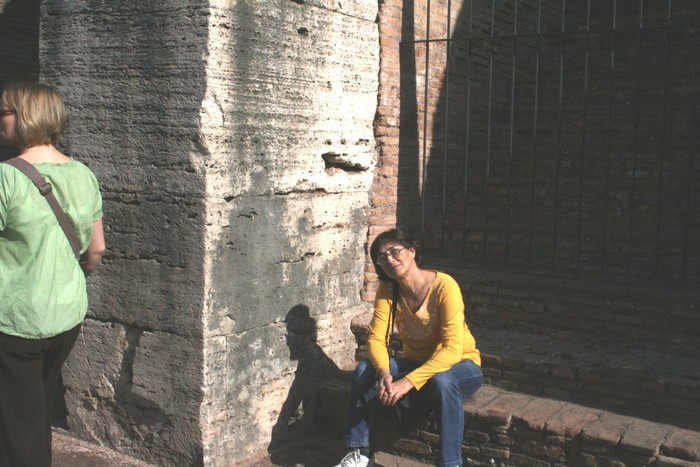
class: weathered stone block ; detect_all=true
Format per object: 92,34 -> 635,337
41,0 -> 379,465
63,320 -> 128,401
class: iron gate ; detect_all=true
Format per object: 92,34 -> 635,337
407,0 -> 699,281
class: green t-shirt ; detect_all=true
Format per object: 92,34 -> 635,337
0,159 -> 103,338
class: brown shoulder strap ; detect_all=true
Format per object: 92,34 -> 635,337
3,157 -> 81,261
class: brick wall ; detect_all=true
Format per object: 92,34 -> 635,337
369,0 -> 700,302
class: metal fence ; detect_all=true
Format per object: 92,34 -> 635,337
409,0 -> 699,281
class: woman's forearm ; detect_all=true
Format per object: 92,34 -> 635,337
81,219 -> 105,276
80,249 -> 104,276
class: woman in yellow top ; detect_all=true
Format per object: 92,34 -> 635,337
334,229 -> 482,467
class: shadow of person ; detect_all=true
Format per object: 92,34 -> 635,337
267,305 -> 346,466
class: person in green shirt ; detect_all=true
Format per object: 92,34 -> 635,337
334,229 -> 483,467
0,82 -> 105,466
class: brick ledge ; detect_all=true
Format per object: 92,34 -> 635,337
320,376 -> 700,466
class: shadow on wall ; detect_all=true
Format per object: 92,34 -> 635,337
0,0 -> 41,160
394,0 -> 483,241
395,0 -> 421,235
0,0 -> 40,161
396,0 -> 481,248
0,0 -> 40,86
267,305 -> 342,464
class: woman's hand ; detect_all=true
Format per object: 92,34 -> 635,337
376,368 -> 393,406
377,369 -> 415,406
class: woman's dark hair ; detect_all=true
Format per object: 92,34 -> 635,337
370,228 -> 421,282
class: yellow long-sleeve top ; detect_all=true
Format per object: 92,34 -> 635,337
367,271 -> 481,390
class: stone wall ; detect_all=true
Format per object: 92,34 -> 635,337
199,2 -> 377,463
41,0 -> 211,464
35,0 -> 379,465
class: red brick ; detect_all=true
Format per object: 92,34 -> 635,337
581,413 -> 635,446
392,438 -> 432,456
462,385 -> 501,417
661,428 -> 700,462
518,440 -> 567,463
513,398 -> 567,432
476,393 -> 532,425
551,367 -> 577,380
545,405 -> 601,438
620,418 -> 673,456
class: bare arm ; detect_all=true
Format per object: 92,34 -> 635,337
80,218 -> 105,276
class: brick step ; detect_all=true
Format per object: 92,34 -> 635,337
476,327 -> 700,432
372,451 -> 432,466
352,308 -> 700,432
318,374 -> 700,466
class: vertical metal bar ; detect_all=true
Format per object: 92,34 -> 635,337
420,0 -> 432,239
627,0 -> 644,273
575,0 -> 592,270
553,0 -> 566,265
528,0 -> 542,264
603,0 -> 618,272
482,0 -> 495,256
682,5 -> 700,277
654,1 -> 671,277
440,0 -> 453,252
461,0 -> 473,255
505,0 -> 519,263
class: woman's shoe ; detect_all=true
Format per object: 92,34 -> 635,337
333,449 -> 371,467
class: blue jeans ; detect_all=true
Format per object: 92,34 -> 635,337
341,357 -> 483,467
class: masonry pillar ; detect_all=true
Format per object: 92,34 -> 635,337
40,0 -> 378,465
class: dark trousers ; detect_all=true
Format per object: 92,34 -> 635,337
0,325 -> 81,467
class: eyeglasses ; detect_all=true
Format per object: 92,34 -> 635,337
0,109 -> 15,118
376,247 -> 406,264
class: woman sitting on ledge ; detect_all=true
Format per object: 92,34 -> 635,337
334,229 -> 483,467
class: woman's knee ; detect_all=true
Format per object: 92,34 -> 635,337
427,371 -> 457,397
351,360 -> 376,387
460,362 -> 484,398
427,362 -> 483,399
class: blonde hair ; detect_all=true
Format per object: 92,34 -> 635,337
1,82 -> 67,148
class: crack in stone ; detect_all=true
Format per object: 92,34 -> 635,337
278,252 -> 317,264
